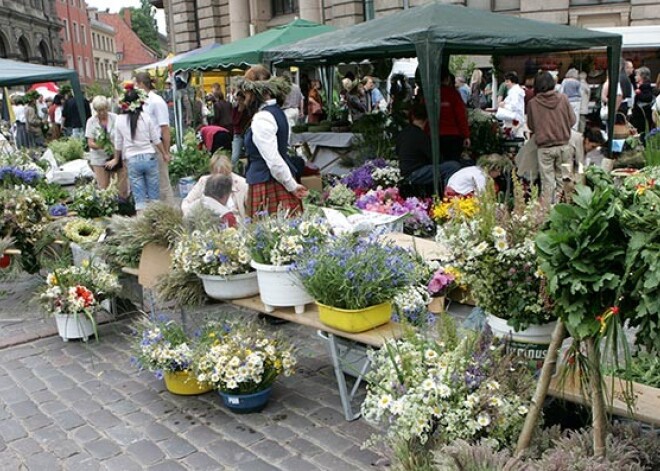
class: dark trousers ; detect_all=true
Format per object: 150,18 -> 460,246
439,135 -> 464,161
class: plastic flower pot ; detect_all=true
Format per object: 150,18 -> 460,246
70,242 -> 93,267
198,272 -> 259,300
487,313 -> 557,371
163,370 -> 213,396
317,302 -> 392,333
218,387 -> 272,414
251,261 -> 313,314
54,313 -> 95,342
427,296 -> 445,314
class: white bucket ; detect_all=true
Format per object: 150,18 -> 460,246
178,177 -> 196,198
198,272 -> 259,300
487,313 -> 556,369
55,313 -> 95,342
250,261 -> 313,314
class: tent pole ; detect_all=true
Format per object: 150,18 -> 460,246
415,40 -> 443,196
171,71 -> 183,152
606,45 -> 620,156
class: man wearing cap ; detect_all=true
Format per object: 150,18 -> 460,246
135,72 -> 174,206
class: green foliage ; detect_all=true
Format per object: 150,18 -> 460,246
70,180 -> 119,219
351,113 -> 396,164
536,184 -> 627,340
84,81 -> 112,98
606,351 -> 660,388
121,0 -> 161,56
48,138 -> 85,164
36,181 -> 69,206
448,55 -> 477,82
168,130 -> 210,184
468,110 -> 502,159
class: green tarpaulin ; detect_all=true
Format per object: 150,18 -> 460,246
174,19 -> 336,72
266,3 -> 622,193
0,58 -> 86,124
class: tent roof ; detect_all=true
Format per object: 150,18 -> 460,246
174,19 -> 336,72
266,3 -> 622,64
0,59 -> 80,87
138,43 -> 222,71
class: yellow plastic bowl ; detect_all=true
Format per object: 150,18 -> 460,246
317,301 -> 392,333
164,370 -> 213,395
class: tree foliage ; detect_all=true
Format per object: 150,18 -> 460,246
121,0 -> 162,57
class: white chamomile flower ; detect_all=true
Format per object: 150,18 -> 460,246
421,378 -> 435,392
378,394 -> 393,410
488,396 -> 503,407
492,226 -> 506,239
437,384 -> 451,398
424,349 -> 438,361
495,239 -> 508,252
477,413 -> 491,428
486,380 -> 500,391
518,405 -> 529,415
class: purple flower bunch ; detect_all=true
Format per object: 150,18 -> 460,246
393,197 -> 435,237
428,267 -> 456,297
340,158 -> 389,191
0,166 -> 43,187
48,204 -> 68,217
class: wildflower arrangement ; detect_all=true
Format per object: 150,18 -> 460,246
392,285 -> 432,326
70,179 -> 119,218
172,227 -> 251,276
0,185 -> 48,244
93,126 -> 115,158
48,138 -> 85,164
427,265 -> 457,297
437,179 -> 552,331
39,261 -> 120,316
371,164 -> 402,188
362,326 -> 534,449
340,158 -> 391,192
193,322 -> 296,394
296,233 -> 417,310
63,218 -> 105,247
326,183 -> 356,207
431,196 -> 479,224
130,317 -> 195,379
118,83 -> 148,113
248,212 -> 331,266
0,166 -> 43,188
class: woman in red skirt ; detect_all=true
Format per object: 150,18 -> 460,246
233,65 -> 308,216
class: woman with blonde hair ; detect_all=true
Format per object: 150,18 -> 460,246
469,69 -> 485,109
181,151 -> 248,218
86,96 -> 121,191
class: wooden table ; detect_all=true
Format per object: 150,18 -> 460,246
381,232 -> 449,261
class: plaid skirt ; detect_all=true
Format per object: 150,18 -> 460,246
248,180 -> 303,217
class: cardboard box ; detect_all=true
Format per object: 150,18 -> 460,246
301,175 -> 323,193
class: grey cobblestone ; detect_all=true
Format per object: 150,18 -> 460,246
0,298 -> 387,470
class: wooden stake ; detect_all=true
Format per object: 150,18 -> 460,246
515,320 -> 566,457
586,337 -> 607,457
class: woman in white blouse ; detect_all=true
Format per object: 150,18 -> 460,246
85,96 -> 118,191
106,86 -> 168,211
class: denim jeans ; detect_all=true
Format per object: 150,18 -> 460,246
126,153 -> 160,210
231,134 -> 244,167
407,161 -> 462,187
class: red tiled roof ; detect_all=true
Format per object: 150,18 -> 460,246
99,12 -> 160,67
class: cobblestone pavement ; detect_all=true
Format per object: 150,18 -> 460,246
0,298 -> 388,470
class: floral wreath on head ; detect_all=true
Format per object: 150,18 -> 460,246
118,83 -> 148,113
231,75 -> 291,103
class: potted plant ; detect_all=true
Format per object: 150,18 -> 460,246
437,179 -> 555,362
248,212 -> 331,314
426,264 -> 457,314
193,321 -> 296,413
297,234 -> 416,333
63,218 -> 105,266
173,226 -> 257,300
39,261 -> 120,342
70,179 -> 119,219
130,316 -> 213,395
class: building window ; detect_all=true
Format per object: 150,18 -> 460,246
81,25 -> 86,45
569,0 -> 627,4
73,22 -> 79,43
85,58 -> 91,78
271,0 -> 298,16
67,54 -> 73,69
63,19 -> 70,42
77,56 -> 83,76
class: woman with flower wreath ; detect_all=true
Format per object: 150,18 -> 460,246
232,65 -> 308,216
106,85 -> 168,211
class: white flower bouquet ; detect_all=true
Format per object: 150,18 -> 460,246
193,323 -> 296,394
172,227 -> 251,276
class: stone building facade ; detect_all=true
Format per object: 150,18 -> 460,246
152,0 -> 660,55
88,8 -> 118,86
55,0 -> 96,84
0,0 -> 63,65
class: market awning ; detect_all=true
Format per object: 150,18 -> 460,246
0,58 -> 86,123
174,19 -> 336,72
137,43 -> 223,72
265,3 -> 621,195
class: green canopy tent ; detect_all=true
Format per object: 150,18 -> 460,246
266,3 -> 622,194
0,58 -> 87,125
173,19 -> 336,72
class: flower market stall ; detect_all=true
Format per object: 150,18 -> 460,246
266,2 -> 622,194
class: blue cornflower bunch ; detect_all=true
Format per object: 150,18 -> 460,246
340,158 -> 390,192
297,234 -> 417,310
0,165 -> 43,187
130,317 -> 193,379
